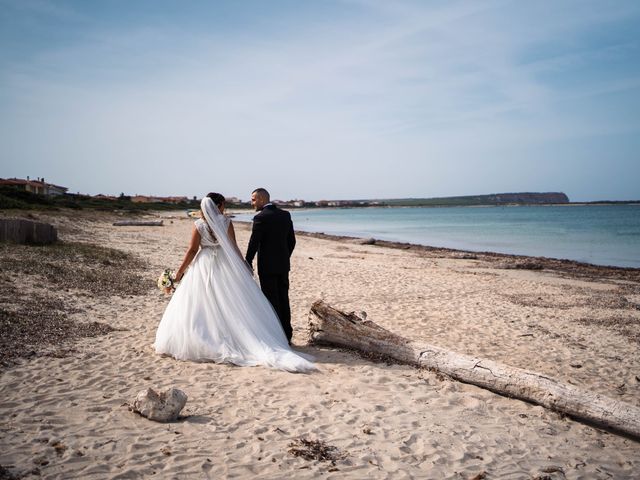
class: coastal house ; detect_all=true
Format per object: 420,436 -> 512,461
275,199 -> 305,208
325,200 -> 357,207
314,199 -> 376,207
162,196 -> 189,204
130,195 -> 189,204
0,177 -> 68,196
130,195 -> 164,203
93,194 -> 118,201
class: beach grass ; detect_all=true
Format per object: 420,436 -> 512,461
0,241 -> 149,368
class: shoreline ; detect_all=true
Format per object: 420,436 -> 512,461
233,219 -> 640,281
231,203 -> 640,271
297,230 -> 640,280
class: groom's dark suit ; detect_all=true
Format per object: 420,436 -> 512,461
245,204 -> 296,342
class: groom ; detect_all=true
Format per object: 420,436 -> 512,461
245,188 -> 296,343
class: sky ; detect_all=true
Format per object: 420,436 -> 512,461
1,0 -> 639,202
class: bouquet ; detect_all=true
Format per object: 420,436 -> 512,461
157,269 -> 176,294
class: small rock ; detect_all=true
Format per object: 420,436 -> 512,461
133,387 -> 188,422
359,238 -> 376,245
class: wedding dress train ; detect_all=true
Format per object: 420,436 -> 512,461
154,198 -> 316,373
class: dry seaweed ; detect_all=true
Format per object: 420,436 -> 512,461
0,292 -> 116,368
505,292 -> 639,311
0,241 -> 149,297
505,261 -> 544,270
0,240 -> 148,368
0,465 -> 21,480
576,316 -> 640,343
288,437 -> 346,465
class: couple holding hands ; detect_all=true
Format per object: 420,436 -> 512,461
154,188 -> 316,373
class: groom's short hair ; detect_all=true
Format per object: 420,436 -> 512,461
252,188 -> 270,201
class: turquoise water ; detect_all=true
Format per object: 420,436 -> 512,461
236,205 -> 640,268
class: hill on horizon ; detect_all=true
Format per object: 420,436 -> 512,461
367,192 -> 570,207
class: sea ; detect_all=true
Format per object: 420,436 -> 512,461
234,204 -> 640,268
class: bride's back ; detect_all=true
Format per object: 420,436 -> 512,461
195,217 -> 231,248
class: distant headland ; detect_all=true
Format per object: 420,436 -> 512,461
291,192 -> 574,208
355,192 -> 570,207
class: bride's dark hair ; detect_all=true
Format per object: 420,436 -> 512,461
206,192 -> 225,207
201,192 -> 226,241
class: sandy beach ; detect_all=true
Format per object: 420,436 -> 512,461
1,209 -> 639,479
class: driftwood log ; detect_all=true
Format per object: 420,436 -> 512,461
112,220 -> 163,227
0,218 -> 57,244
309,300 -> 640,440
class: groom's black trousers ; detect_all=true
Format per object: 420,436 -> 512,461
259,273 -> 292,342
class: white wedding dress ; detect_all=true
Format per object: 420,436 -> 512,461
154,198 -> 316,373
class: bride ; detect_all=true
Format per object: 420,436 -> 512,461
154,193 -> 316,373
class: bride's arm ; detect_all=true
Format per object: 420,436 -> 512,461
227,221 -> 251,267
175,226 -> 201,282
